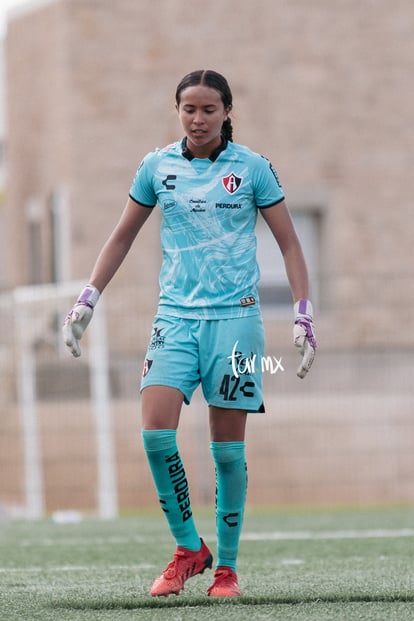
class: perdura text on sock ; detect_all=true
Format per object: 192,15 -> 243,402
165,451 -> 192,522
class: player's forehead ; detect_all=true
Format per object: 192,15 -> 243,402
178,85 -> 223,108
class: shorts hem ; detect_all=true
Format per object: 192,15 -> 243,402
140,381 -> 192,405
207,400 -> 265,413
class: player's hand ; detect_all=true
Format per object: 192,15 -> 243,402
293,299 -> 316,379
62,285 -> 100,357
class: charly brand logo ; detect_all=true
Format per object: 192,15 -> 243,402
227,340 -> 284,379
162,174 -> 177,190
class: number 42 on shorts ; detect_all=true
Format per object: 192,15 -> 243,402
219,374 -> 255,401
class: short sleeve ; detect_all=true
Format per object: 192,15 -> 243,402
129,152 -> 158,207
252,155 -> 285,208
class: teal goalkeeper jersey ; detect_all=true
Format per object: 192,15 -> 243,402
129,139 -> 285,319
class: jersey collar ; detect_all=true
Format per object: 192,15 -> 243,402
181,137 -> 228,162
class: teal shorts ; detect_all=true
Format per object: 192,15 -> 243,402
141,314 -> 265,412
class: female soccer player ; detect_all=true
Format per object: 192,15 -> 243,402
63,69 -> 316,597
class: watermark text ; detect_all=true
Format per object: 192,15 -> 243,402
228,340 -> 285,379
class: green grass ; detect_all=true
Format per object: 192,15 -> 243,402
1,506 -> 414,620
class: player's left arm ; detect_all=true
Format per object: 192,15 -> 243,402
260,200 -> 309,302
260,201 -> 317,378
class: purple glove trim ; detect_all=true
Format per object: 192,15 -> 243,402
298,299 -> 308,315
77,300 -> 94,309
77,285 -> 100,309
294,318 -> 317,350
294,298 -> 313,320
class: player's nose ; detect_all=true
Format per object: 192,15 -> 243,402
192,110 -> 205,125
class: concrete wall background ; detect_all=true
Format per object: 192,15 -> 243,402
1,0 -> 413,514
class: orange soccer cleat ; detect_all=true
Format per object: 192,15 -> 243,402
150,538 -> 213,597
207,566 -> 242,597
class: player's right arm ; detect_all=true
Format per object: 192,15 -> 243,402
63,198 -> 153,357
63,149 -> 159,357
88,198 -> 153,293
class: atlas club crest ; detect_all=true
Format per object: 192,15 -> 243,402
222,172 -> 243,194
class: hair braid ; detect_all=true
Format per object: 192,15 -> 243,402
221,118 -> 233,142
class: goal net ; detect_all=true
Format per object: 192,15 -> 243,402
2,281 -> 118,519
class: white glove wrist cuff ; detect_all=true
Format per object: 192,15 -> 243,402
77,284 -> 100,309
294,299 -> 313,320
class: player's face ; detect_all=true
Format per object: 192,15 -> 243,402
177,85 -> 230,158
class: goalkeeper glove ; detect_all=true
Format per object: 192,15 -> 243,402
293,299 -> 316,379
62,284 -> 100,357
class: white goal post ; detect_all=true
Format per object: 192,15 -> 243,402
12,281 -> 118,519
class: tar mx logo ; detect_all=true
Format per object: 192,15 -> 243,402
222,172 -> 243,194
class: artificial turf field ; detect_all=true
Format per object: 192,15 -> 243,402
1,506 -> 414,620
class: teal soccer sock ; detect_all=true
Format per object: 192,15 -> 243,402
210,441 -> 247,572
141,429 -> 201,551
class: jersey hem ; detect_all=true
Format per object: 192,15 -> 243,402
156,304 -> 262,320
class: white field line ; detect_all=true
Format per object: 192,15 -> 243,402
1,529 -> 413,574
2,527 -> 414,550
0,563 -> 154,573
242,528 -> 414,541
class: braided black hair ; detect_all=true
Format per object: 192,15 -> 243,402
175,70 -> 234,142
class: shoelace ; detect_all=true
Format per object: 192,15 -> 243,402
162,549 -> 189,578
